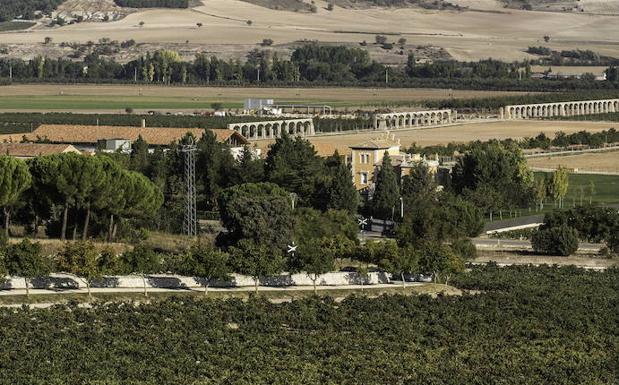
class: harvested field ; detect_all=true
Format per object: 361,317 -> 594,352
528,150 -> 619,174
1,0 -> 619,61
0,84 -> 529,112
254,120 -> 617,155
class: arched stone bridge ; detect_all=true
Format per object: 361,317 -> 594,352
228,118 -> 315,140
502,99 -> 619,120
373,110 -> 456,130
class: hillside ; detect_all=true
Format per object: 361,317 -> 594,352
1,0 -> 619,63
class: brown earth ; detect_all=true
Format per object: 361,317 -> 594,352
0,83 -> 529,101
1,0 -> 619,62
527,150 -> 619,173
253,120 -> 617,155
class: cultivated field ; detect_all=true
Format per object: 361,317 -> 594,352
0,84 -> 529,112
1,0 -> 619,61
528,150 -> 619,174
253,120 -> 618,155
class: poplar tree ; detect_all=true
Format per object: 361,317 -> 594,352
550,166 -> 570,208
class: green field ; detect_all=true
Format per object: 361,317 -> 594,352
535,172 -> 619,206
0,21 -> 35,32
0,95 -> 439,111
0,95 -> 246,111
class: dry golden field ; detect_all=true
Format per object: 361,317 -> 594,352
253,120 -> 617,155
2,0 -> 619,61
527,150 -> 619,173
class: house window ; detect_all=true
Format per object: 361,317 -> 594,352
360,153 -> 370,164
360,172 -> 368,185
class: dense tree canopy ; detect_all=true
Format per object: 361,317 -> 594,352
217,182 -> 294,252
0,0 -> 63,22
452,142 -> 534,210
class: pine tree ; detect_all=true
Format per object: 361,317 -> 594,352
0,156 -> 31,237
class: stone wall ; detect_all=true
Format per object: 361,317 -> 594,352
1,271 -> 392,290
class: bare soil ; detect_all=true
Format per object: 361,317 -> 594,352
0,83 -> 527,101
253,120 -> 618,155
527,150 -> 619,173
1,0 -> 619,62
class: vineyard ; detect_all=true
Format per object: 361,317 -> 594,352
0,265 -> 616,384
0,113 -> 275,134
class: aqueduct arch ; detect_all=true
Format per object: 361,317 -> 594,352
372,109 -> 456,130
228,118 -> 315,140
501,99 -> 619,120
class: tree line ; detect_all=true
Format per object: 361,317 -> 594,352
0,0 -> 63,22
1,43 -> 618,91
409,128 -> 619,156
0,154 -> 162,242
0,112 -> 274,135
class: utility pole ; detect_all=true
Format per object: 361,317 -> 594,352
257,67 -> 261,83
134,67 -> 137,82
9,64 -> 12,81
385,68 -> 389,85
182,139 -> 198,237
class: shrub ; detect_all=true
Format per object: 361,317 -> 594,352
375,35 -> 387,45
531,225 -> 579,256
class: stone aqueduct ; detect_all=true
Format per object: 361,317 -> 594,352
228,118 -> 315,140
228,99 -> 618,141
502,99 -> 619,120
373,109 -> 456,130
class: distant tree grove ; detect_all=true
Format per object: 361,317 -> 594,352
1,43 -> 618,91
0,0 -> 64,22
3,153 -> 162,242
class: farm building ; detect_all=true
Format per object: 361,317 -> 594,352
0,143 -> 82,159
0,125 -> 251,157
349,135 -> 440,191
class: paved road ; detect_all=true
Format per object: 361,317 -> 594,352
0,281 -> 428,298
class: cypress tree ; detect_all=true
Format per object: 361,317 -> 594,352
372,153 -> 399,223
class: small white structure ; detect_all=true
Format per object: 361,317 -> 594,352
97,138 -> 132,153
244,98 -> 274,111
